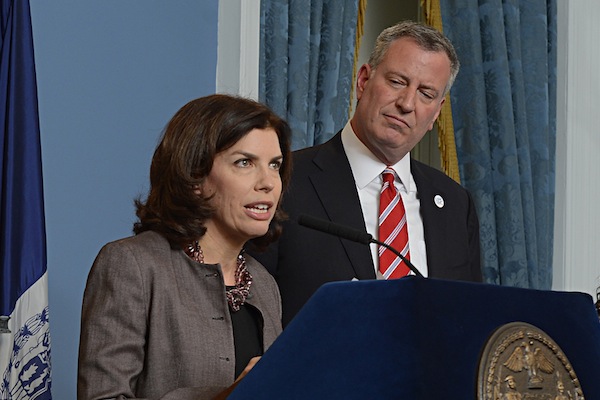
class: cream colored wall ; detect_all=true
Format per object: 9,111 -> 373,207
217,0 -> 260,99
553,1 -> 600,299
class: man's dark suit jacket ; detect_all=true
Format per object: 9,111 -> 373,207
253,132 -> 482,327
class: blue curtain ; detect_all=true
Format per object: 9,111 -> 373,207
259,0 -> 359,150
440,0 -> 557,289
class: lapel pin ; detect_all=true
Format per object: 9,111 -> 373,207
434,194 -> 444,208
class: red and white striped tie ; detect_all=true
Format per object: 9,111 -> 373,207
378,168 -> 410,279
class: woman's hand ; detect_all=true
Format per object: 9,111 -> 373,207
234,356 -> 261,383
212,356 -> 262,399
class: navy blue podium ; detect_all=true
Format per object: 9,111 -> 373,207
229,277 -> 600,399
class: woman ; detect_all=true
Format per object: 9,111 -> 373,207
77,94 -> 292,400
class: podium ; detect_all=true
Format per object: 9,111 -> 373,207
228,277 -> 600,399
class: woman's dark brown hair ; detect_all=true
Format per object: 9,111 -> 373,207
133,94 -> 292,251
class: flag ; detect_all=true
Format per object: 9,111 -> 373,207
0,0 -> 52,399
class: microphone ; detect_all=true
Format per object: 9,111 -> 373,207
297,214 -> 424,278
297,214 -> 372,244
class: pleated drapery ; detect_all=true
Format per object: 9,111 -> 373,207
259,0 -> 361,150
440,0 -> 557,289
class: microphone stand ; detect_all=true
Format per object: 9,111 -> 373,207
296,214 -> 424,278
370,238 -> 424,278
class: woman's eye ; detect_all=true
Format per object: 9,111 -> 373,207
270,160 -> 282,170
235,159 -> 251,167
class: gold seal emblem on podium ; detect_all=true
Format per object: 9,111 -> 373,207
477,322 -> 584,399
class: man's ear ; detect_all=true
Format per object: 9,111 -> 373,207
355,64 -> 372,102
428,97 -> 446,131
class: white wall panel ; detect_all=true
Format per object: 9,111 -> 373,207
554,0 -> 600,300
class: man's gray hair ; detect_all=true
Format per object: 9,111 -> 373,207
367,20 -> 460,95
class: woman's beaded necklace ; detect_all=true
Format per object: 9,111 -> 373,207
185,241 -> 252,312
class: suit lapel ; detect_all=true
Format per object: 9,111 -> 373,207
308,133 -> 376,280
411,159 -> 448,275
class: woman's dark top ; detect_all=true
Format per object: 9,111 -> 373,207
228,290 -> 263,378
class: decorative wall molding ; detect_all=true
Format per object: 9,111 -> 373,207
553,0 -> 600,298
216,0 -> 260,99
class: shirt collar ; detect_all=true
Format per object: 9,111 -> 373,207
341,121 -> 414,192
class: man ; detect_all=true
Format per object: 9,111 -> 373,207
502,376 -> 522,400
254,21 -> 482,327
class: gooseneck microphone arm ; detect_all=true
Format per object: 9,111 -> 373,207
369,237 -> 423,278
297,214 -> 424,278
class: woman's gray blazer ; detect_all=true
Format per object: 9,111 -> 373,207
78,231 -> 282,400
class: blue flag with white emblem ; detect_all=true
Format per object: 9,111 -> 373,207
0,0 -> 52,398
